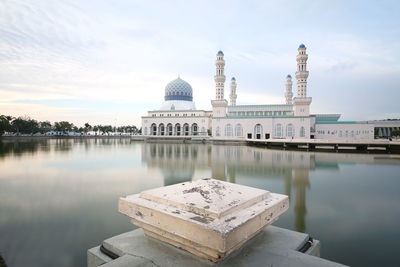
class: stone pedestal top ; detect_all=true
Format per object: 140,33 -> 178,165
140,178 -> 269,219
119,178 -> 289,262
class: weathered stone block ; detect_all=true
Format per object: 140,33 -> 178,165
119,178 -> 289,262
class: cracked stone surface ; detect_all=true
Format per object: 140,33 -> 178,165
119,178 -> 289,262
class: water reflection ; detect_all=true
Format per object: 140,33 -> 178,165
141,143 -> 400,235
1,139 -> 400,267
0,139 -> 50,159
0,138 -> 135,159
142,143 -> 320,232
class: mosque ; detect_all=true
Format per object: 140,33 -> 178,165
142,44 -> 388,140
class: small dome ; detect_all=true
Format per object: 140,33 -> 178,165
217,50 -> 224,55
286,74 -> 291,78
231,77 -> 236,80
299,44 -> 306,48
164,77 -> 193,102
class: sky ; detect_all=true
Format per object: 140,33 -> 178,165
0,0 -> 399,127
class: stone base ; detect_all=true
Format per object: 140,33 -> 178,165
88,226 -> 346,267
119,179 -> 289,261
138,217 -> 278,262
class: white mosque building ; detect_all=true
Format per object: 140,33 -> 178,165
142,44 -> 383,140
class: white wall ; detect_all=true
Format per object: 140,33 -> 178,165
212,117 -> 311,139
142,116 -> 209,136
315,123 -> 374,139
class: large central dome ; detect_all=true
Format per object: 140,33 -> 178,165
160,77 -> 196,110
164,77 -> 193,101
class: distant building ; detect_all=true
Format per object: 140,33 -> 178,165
142,45 -> 398,139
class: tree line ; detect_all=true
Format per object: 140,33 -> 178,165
0,115 -> 140,135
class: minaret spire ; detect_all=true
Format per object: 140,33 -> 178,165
211,50 -> 228,119
295,44 -> 309,97
214,50 -> 226,100
285,74 -> 293,105
229,77 -> 237,106
293,44 -> 312,118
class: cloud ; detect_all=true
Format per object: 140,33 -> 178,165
0,0 -> 399,126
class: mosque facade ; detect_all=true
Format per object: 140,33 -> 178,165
142,44 -> 380,140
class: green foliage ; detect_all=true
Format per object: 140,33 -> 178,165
40,121 -> 52,133
392,130 -> 400,137
54,121 -> 74,132
0,114 -> 139,135
0,115 -> 12,135
11,116 -> 39,134
84,123 -> 92,133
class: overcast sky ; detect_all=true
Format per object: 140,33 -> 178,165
1,0 -> 399,127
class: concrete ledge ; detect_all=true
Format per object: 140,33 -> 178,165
87,245 -> 112,267
88,226 -> 346,267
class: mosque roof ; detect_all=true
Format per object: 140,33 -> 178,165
161,77 -> 196,110
164,77 -> 193,102
217,50 -> 224,55
287,74 -> 291,78
299,44 -> 306,48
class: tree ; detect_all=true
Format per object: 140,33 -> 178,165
0,115 -> 12,135
54,121 -> 74,133
84,123 -> 92,133
11,116 -> 38,134
392,130 -> 400,137
39,121 -> 52,133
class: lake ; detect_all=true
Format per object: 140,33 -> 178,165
0,138 -> 399,266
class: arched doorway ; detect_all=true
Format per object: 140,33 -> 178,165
254,124 -> 263,139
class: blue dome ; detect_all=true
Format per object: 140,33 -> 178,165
231,77 -> 236,80
299,44 -> 306,48
286,74 -> 291,78
217,50 -> 223,55
164,77 -> 193,102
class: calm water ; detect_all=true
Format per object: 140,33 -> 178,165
0,138 -> 400,267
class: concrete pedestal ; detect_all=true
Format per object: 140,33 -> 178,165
119,179 -> 289,261
88,226 -> 346,267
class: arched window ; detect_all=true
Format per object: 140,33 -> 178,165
191,123 -> 198,136
216,126 -> 220,136
175,123 -> 181,136
235,124 -> 243,137
225,124 -> 233,137
183,123 -> 189,136
275,123 -> 282,137
286,124 -> 294,138
151,123 -> 157,136
300,126 -> 305,137
167,123 -> 173,136
159,123 -> 165,136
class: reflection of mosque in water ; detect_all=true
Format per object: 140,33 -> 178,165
141,143 -> 328,232
141,143 -> 399,232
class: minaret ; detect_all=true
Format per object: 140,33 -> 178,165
296,44 -> 309,97
293,44 -> 312,117
211,51 -> 228,120
229,77 -> 237,106
285,74 -> 293,105
215,51 -> 226,100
